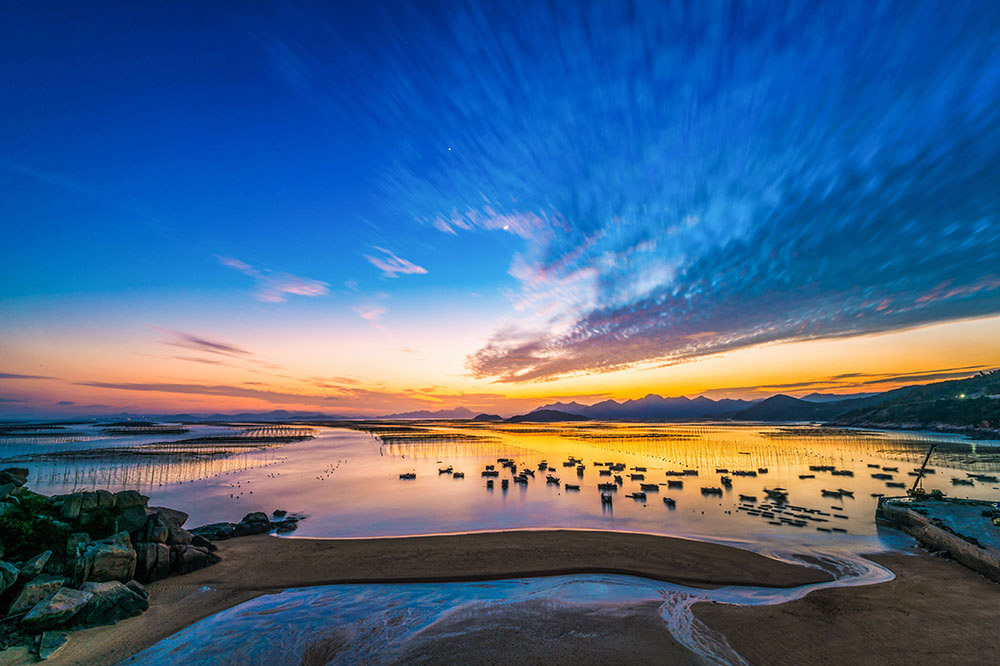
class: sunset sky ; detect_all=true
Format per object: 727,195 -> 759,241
2,2 -> 1000,418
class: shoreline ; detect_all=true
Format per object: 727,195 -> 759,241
39,529 -> 830,666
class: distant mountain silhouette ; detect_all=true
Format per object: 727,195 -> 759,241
472,413 -> 503,421
375,406 -> 476,420
507,409 -> 588,423
832,370 -> 1000,433
800,391 -> 880,403
531,394 -> 753,420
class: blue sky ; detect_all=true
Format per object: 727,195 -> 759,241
2,1 -> 1000,415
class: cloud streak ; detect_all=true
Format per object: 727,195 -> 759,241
364,247 -> 428,278
218,256 -> 329,302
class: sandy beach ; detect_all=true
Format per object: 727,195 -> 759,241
37,530 -> 826,666
695,549 -> 1000,666
11,531 -> 997,665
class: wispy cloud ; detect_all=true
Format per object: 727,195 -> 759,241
364,247 -> 428,278
218,255 -> 329,302
156,328 -> 253,358
0,372 -> 53,380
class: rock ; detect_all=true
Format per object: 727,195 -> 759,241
125,579 -> 147,599
114,490 -> 148,509
140,514 -> 169,543
79,492 -> 100,511
66,533 -> 90,561
21,587 -> 92,632
190,534 -> 217,551
20,551 -> 52,579
37,630 -> 69,660
149,506 -> 188,528
191,522 -> 237,541
274,520 -> 299,533
0,482 -> 15,500
94,489 -> 116,509
115,505 -> 152,534
166,525 -> 193,546
9,575 -> 67,616
233,512 -> 271,537
170,545 -> 220,575
75,532 -> 136,583
272,509 -> 287,518
0,467 -> 28,487
60,493 -> 84,520
134,542 -> 171,583
77,581 -> 149,626
0,560 -> 19,594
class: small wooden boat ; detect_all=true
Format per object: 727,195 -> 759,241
809,465 -> 834,472
662,497 -> 676,506
882,466 -> 898,472
453,472 -> 465,479
614,475 -> 623,485
821,489 -> 842,498
701,486 -> 723,495
871,473 -> 893,480
715,468 -> 728,473
720,476 -> 732,486
576,465 -> 585,475
546,475 -> 561,485
486,479 -> 494,488
629,473 -> 645,480
640,483 -> 659,491
886,482 -> 905,488
599,470 -> 612,476
831,469 -> 854,477
837,488 -> 853,497
757,468 -> 769,474
482,470 -> 499,477
438,466 -> 453,474
627,492 -> 647,500
399,472 -> 416,480
683,469 -> 698,476
633,466 -> 647,472
598,482 -> 617,491
667,480 -> 683,488
565,484 -> 580,491
739,494 -> 757,502
799,474 -> 815,479
601,493 -> 613,505
951,478 -> 974,486
867,464 -> 880,468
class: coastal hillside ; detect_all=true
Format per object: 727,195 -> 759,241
506,409 -> 589,423
832,370 -> 1000,432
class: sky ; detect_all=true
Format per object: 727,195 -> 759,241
2,1 -> 1000,418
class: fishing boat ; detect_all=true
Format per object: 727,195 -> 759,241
799,474 -> 815,479
598,482 -> 617,491
599,470 -> 612,476
715,468 -> 728,473
546,475 -> 561,485
438,466 -> 453,474
821,489 -> 843,498
662,497 -> 676,506
701,486 -> 723,495
758,468 -> 769,474
453,472 -> 465,479
837,488 -> 853,497
629,473 -> 645,480
882,466 -> 898,472
482,470 -> 499,477
871,473 -> 893,480
627,492 -> 647,500
399,472 -> 416,480
720,475 -> 732,487
565,484 -> 580,490
640,483 -> 659,491
667,480 -> 683,488
831,469 -> 854,477
633,466 -> 647,472
614,475 -> 623,485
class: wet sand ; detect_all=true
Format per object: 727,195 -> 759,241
43,530 -> 826,666
695,549 -> 1000,666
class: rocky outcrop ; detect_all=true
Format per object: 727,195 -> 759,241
190,522 -> 237,541
19,551 -> 52,580
134,542 -> 171,583
74,532 -> 136,584
233,512 -> 271,536
77,581 -> 149,626
0,468 -> 28,487
0,561 -> 18,595
9,575 -> 66,616
21,587 -> 92,632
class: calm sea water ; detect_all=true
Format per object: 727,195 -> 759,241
4,421 -> 998,555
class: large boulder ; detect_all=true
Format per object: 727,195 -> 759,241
190,522 -> 237,541
76,581 -> 149,626
134,542 -> 171,583
0,468 -> 28,487
0,561 -> 19,595
149,506 -> 188,528
9,575 -> 66,616
75,532 -> 136,583
113,490 -> 148,510
20,551 -> 52,580
21,587 -> 92,632
170,545 -> 220,575
94,489 -> 116,509
115,505 -> 152,534
166,525 -> 193,546
233,512 -> 271,537
0,482 -> 15,500
60,494 -> 84,520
